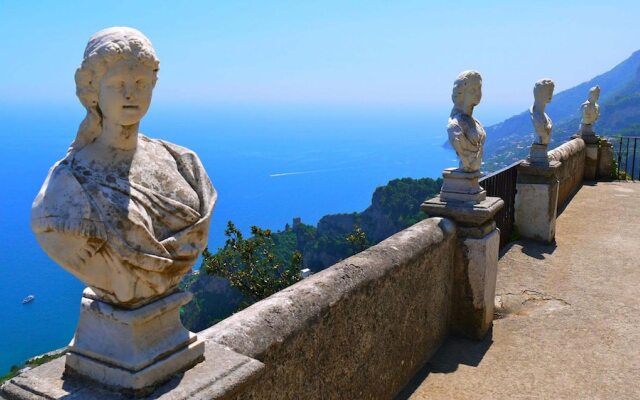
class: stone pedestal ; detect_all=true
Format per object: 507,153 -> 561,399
65,289 -> 205,394
514,161 -> 560,243
0,342 -> 264,400
439,168 -> 487,203
421,196 -> 504,339
579,128 -> 599,180
528,142 -> 550,166
579,124 -> 597,140
584,143 -> 599,180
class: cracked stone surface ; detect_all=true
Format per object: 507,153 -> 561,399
399,182 -> 640,400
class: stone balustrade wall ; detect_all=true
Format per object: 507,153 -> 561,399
548,138 -> 586,209
201,217 -> 456,400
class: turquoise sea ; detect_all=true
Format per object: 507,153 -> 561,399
0,103 -> 459,373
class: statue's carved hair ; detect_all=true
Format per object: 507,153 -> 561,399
533,78 -> 554,100
451,70 -> 482,109
70,27 -> 160,152
589,85 -> 601,98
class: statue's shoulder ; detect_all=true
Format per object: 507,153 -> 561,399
31,154 -> 104,237
38,156 -> 79,194
141,136 -> 212,194
447,113 -> 465,134
141,135 -> 199,161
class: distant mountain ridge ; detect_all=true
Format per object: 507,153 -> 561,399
484,50 -> 640,170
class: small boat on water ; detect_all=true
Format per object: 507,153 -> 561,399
22,295 -> 35,304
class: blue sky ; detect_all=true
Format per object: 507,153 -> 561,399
1,1 -> 639,119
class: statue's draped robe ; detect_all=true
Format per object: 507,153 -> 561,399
448,111 -> 486,172
31,136 -> 216,306
530,107 -> 552,145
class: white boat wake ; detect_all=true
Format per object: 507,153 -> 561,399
269,169 -> 332,178
269,167 -> 349,177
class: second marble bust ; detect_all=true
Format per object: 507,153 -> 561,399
448,70 -> 486,173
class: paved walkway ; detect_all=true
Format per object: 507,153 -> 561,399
398,182 -> 640,400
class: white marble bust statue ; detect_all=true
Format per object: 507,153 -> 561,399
581,85 -> 600,126
530,79 -> 555,145
31,27 -> 217,308
448,70 -> 486,173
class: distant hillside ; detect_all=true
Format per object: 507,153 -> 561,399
484,50 -> 640,170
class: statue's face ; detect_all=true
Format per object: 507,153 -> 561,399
99,58 -> 154,126
466,80 -> 482,107
535,84 -> 554,105
545,85 -> 554,103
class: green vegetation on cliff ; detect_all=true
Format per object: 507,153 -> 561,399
181,176 -> 442,331
202,222 -> 302,305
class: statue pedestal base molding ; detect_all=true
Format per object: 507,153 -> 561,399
65,289 -> 205,393
440,168 -> 486,203
528,143 -> 550,166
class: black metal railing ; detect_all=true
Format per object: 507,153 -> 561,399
480,161 -> 520,249
614,136 -> 640,181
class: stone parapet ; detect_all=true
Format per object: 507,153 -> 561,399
2,219 -> 458,399
549,138 -> 586,208
202,218 -> 457,399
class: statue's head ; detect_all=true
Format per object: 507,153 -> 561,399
533,78 -> 554,105
452,70 -> 482,113
71,27 -> 160,152
588,85 -> 601,102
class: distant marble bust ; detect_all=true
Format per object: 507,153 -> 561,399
530,79 -> 555,145
448,70 -> 486,172
581,85 -> 600,126
31,27 -> 217,308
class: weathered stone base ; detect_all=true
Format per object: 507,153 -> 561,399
65,289 -> 205,393
439,168 -> 487,203
579,124 -> 598,144
528,142 -> 550,166
421,195 -> 503,340
453,229 -> 500,339
515,161 -> 560,243
66,341 -> 204,395
597,139 -> 614,179
584,143 -> 599,180
0,342 -> 264,400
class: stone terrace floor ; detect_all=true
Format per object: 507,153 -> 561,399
398,182 -> 640,400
